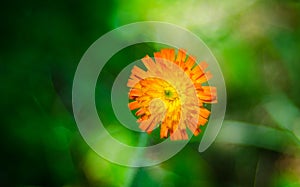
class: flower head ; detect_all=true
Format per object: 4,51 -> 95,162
127,48 -> 217,140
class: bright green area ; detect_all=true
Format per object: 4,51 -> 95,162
2,0 -> 300,186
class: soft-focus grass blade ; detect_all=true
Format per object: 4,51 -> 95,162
263,94 -> 300,140
215,120 -> 300,155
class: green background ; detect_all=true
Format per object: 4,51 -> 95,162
2,0 -> 300,186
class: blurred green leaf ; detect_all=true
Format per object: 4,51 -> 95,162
215,120 -> 300,154
264,94 -> 300,141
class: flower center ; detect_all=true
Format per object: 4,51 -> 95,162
164,86 -> 178,100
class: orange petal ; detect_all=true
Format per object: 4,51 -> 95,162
196,71 -> 212,83
128,101 -> 140,110
193,129 -> 201,136
135,108 -> 146,116
175,49 -> 186,63
181,130 -> 188,140
200,107 -> 211,118
198,93 -> 217,103
187,119 -> 197,134
202,86 -> 217,94
194,83 -> 202,90
160,123 -> 169,138
185,56 -> 196,70
199,61 -> 208,70
161,48 -> 175,62
131,66 -> 147,80
191,65 -> 204,78
129,88 -> 142,99
127,79 -> 136,87
170,129 -> 181,140
141,55 -> 156,72
197,115 -> 208,126
153,52 -> 165,72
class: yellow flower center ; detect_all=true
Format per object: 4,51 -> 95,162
164,86 -> 178,101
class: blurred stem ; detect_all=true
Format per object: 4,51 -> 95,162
124,133 -> 149,187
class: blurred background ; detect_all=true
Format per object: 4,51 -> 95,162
1,0 -> 300,186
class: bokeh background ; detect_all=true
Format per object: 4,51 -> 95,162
2,0 -> 300,186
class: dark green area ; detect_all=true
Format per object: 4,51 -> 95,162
2,0 -> 300,186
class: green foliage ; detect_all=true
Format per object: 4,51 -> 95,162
2,0 -> 300,186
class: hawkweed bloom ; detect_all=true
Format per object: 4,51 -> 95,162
127,49 -> 217,140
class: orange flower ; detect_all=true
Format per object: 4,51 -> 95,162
127,48 -> 217,140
